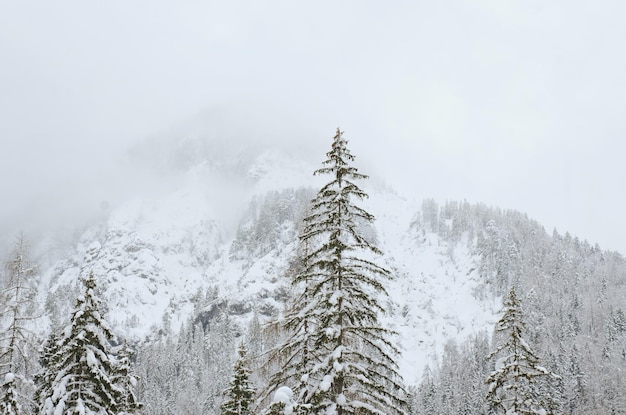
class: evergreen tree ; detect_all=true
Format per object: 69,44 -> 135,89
486,287 -> 560,415
40,273 -> 139,415
134,337 -> 177,415
34,332 -> 60,415
416,366 -> 437,415
266,129 -> 406,415
113,342 -> 142,415
0,374 -> 20,415
221,343 -> 255,415
0,234 -> 40,415
134,305 -> 237,415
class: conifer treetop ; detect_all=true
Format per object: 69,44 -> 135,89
264,128 -> 406,415
314,128 -> 368,185
221,342 -> 255,415
486,287 -> 560,415
38,271 -> 141,415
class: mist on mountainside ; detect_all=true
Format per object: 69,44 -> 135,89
2,119 -> 626,414
0,106 -> 327,263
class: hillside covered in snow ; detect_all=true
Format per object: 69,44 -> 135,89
36,128 -> 505,385
4,123 -> 626,414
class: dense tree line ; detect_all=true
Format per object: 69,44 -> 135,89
122,151 -> 626,414
0,237 -> 141,415
230,188 -> 315,263
135,289 -> 238,415
410,199 -> 626,414
3,131 -> 626,415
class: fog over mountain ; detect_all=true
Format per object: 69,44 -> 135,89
2,1 -> 626,256
1,3 -> 626,413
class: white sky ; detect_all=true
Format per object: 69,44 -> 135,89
1,0 -> 625,254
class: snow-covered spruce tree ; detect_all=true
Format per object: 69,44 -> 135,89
0,234 -> 40,415
221,342 -> 256,415
266,129 -> 406,415
33,332 -> 60,415
39,273 -> 140,415
113,342 -> 142,415
0,375 -> 20,415
486,287 -> 560,415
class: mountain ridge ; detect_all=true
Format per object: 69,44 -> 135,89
35,137 -> 531,387
13,128 -> 624,404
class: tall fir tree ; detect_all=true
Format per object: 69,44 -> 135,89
486,287 -> 560,415
39,273 -> 140,415
221,342 -> 255,415
266,129 -> 406,415
0,234 -> 40,415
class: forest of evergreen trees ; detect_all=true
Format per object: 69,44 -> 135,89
408,199 -> 626,414
1,130 -> 625,414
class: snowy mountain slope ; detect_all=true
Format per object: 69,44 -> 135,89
41,129 -> 594,389
39,141 -> 504,389
363,192 -> 502,385
42,132 -> 320,337
44,179 -> 222,336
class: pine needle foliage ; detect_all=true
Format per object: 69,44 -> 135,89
266,129 -> 406,415
0,375 -> 20,415
34,332 -> 60,415
113,342 -> 142,415
39,273 -> 140,415
486,287 -> 560,415
221,343 -> 255,415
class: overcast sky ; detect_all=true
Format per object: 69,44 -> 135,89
1,0 -> 625,254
